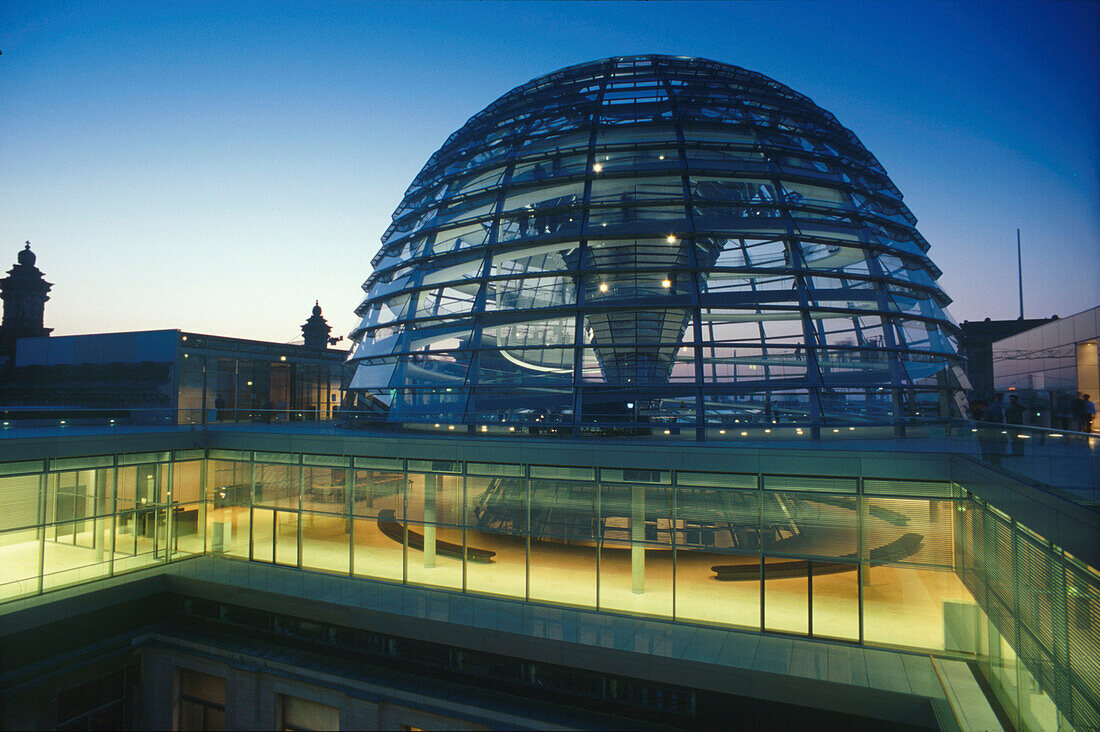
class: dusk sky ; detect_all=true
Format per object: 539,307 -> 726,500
2,1 -> 1097,343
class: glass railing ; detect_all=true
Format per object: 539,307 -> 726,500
0,407 -> 1095,506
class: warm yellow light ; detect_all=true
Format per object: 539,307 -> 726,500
661,279 -> 671,288
448,425 -> 455,430
663,429 -> 671,435
719,429 -> 726,434
599,282 -> 609,293
280,355 -> 287,361
765,429 -> 771,433
182,335 -> 188,341
481,426 -> 488,432
740,431 -> 748,436
666,235 -> 676,243
593,163 -> 603,173
659,155 -> 665,160
509,426 -> 515,432
435,423 -> 440,427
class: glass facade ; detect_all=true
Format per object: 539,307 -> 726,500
348,55 -> 967,430
992,306 -> 1100,433
177,332 -> 345,424
0,445 -> 1095,728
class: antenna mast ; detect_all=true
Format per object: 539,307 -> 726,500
1016,228 -> 1024,320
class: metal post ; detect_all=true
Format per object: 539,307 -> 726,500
631,485 -> 645,594
423,474 -> 437,568
1017,228 -> 1024,320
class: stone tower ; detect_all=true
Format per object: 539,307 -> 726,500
301,301 -> 332,349
0,242 -> 52,353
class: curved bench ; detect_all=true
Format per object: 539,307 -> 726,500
712,532 -> 924,581
377,509 -> 496,563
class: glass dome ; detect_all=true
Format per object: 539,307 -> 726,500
348,55 -> 968,431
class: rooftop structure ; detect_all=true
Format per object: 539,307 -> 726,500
0,242 -> 52,353
349,56 -> 968,432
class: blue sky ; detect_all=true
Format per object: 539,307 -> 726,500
2,1 -> 1097,342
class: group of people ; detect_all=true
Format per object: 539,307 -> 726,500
970,392 -> 1095,434
969,392 -> 1030,425
1072,392 -> 1097,434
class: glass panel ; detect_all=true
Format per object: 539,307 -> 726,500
351,468 -> 405,583
811,560 -> 859,640
465,475 -> 526,600
764,558 -> 808,635
172,461 -> 202,505
275,511 -> 298,567
863,496 -> 954,568
0,527 -> 40,601
599,484 -> 672,618
404,472 -> 463,590
674,485 -> 760,629
301,512 -> 349,575
207,460 -> 250,558
352,516 -> 404,583
0,474 -> 39,533
863,564 -> 976,650
303,466 -> 347,513
173,501 -> 204,556
42,520 -> 110,589
528,478 -> 597,608
251,508 -> 274,564
255,463 -> 299,509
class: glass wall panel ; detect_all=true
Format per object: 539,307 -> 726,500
863,496 -> 954,568
251,508 -> 274,563
764,559 -> 808,635
465,474 -> 526,600
42,519 -> 112,591
863,564 -> 976,650
352,468 -> 405,583
173,461 -> 204,555
275,510 -> 298,567
0,474 -> 43,532
114,508 -> 167,575
173,461 -> 203,504
0,527 -> 40,601
598,484 -> 672,618
529,478 -> 597,608
404,471 -> 463,590
207,459 -> 251,559
762,491 -> 858,560
254,463 -> 299,510
811,560 -> 859,640
674,484 -> 760,629
303,466 -> 348,513
301,511 -> 349,575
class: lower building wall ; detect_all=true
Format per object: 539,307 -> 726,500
955,491 -> 1099,731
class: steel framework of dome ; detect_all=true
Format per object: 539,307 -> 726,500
348,55 -> 968,431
